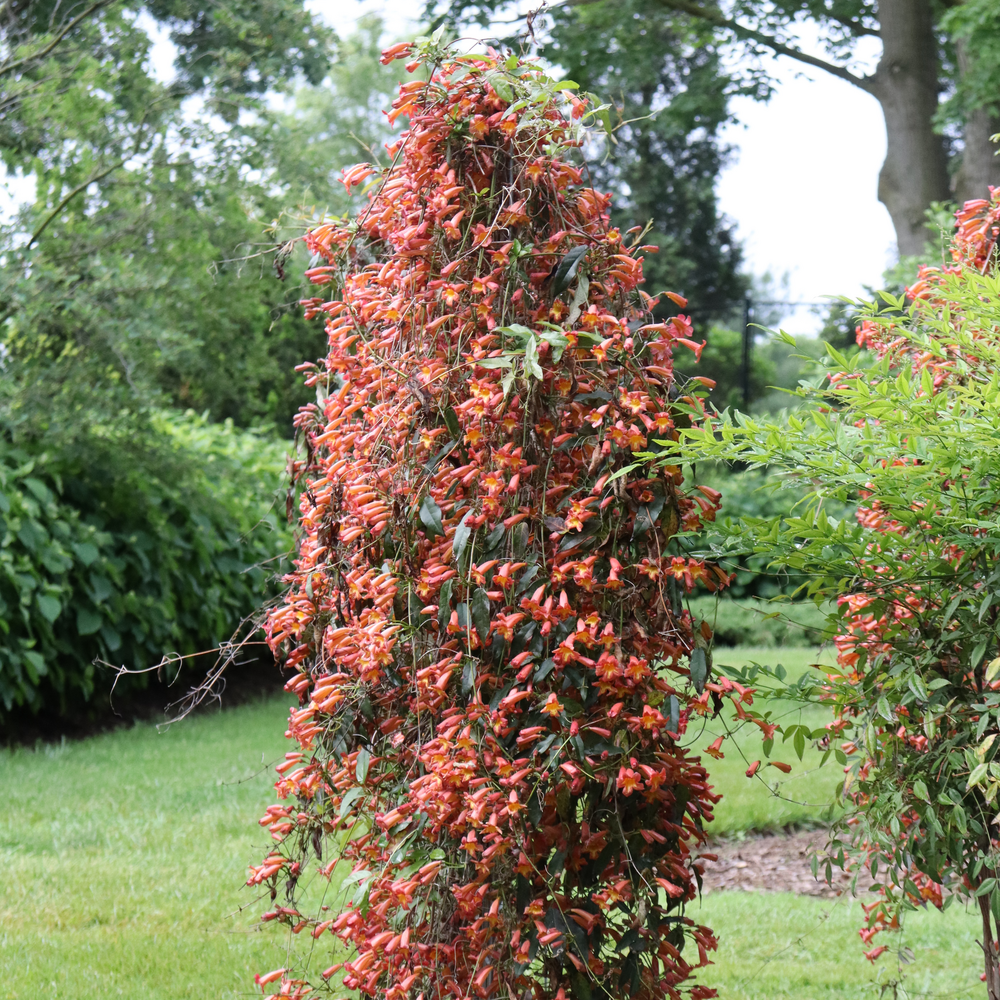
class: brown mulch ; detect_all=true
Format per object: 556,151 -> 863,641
699,829 -> 876,898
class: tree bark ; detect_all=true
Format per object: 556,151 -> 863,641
953,41 -> 1000,207
980,894 -> 1000,1000
866,0 -> 951,256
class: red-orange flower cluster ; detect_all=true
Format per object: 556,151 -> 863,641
253,41 -> 733,1000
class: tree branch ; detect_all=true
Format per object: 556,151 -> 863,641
0,0 -> 117,79
27,158 -> 125,246
826,13 -> 880,39
564,0 -> 874,92
28,113 -> 148,246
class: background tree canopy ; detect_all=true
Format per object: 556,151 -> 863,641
432,0 -> 1000,257
0,0 -> 935,724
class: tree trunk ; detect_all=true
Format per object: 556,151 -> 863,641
980,894 -> 1000,1000
867,0 -> 951,256
953,41 -> 1000,207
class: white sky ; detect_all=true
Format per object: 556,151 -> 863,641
4,1 -> 899,336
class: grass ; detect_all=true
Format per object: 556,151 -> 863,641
0,697 -> 297,999
0,647 -> 987,998
704,646 -> 845,835
696,891 -> 985,999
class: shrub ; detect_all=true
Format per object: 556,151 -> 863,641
0,411 -> 289,718
251,38 -> 760,1000
680,191 -> 1000,994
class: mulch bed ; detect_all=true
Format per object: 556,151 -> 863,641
700,829 -> 876,898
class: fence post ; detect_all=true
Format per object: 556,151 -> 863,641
741,293 -> 752,411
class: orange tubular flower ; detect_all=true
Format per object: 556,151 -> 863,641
255,38 -> 736,1000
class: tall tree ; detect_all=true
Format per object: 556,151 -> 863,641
582,0 -> 999,256
438,0 -> 1000,257
0,7 -> 400,435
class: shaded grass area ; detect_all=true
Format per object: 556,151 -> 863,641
701,646 -> 845,835
0,650 -> 987,999
0,697 -> 296,999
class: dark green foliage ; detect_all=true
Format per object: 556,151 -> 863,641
0,10 -> 401,721
543,0 -> 748,322
1,13 -> 397,436
674,328 -> 828,412
0,413 -> 288,718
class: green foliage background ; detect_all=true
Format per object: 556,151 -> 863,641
0,8 -> 401,721
0,412 -> 289,715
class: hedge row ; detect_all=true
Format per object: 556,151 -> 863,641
0,411 -> 289,718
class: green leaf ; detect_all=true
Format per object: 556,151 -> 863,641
37,594 -> 61,623
356,748 -> 371,784
524,335 -> 543,380
567,275 -> 590,325
438,578 -> 453,631
23,477 -> 53,505
551,245 -> 588,296
476,356 -> 514,369
23,650 -> 47,678
76,607 -> 102,636
501,364 -> 516,399
793,728 -> 806,760
453,512 -> 473,565
499,324 -> 533,339
908,675 -> 928,701
512,522 -> 528,559
969,762 -> 990,789
462,659 -> 476,696
338,786 -> 364,821
471,588 -> 491,642
534,658 -> 555,682
689,647 -> 708,694
419,496 -> 445,539
443,406 -> 461,441
73,542 -> 100,566
492,74 -> 513,102
969,638 -> 988,672
537,328 -> 570,362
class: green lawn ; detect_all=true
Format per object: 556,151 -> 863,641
696,891 -> 984,999
0,649 -> 987,998
705,646 -> 845,835
0,697 -> 297,1000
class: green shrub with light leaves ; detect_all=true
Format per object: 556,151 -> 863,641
675,192 -> 1000,994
